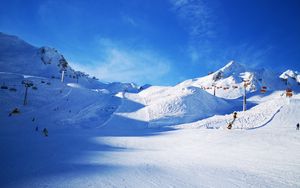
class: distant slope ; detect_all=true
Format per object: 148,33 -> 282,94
279,69 -> 300,87
0,32 -> 139,93
0,72 -> 122,129
0,32 -> 73,79
178,61 -> 299,99
0,32 -> 144,131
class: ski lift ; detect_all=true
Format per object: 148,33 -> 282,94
260,86 -> 267,93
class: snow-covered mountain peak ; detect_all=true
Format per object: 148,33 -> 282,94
280,69 -> 298,80
0,32 -> 69,78
178,60 -> 300,99
219,60 -> 245,73
279,69 -> 300,85
0,32 -> 141,93
206,61 -> 247,84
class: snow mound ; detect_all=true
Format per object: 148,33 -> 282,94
123,85 -> 232,127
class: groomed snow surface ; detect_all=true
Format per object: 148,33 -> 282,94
1,71 -> 300,188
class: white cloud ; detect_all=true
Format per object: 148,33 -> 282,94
70,39 -> 171,85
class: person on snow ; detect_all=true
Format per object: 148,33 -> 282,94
227,112 -> 237,130
43,128 -> 48,137
297,123 -> 299,130
233,112 -> 237,119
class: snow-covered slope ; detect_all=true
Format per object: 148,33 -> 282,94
0,32 -> 73,80
0,32 -> 139,93
1,88 -> 300,188
178,61 -> 299,99
0,72 -> 122,130
0,32 -> 142,130
111,85 -> 237,127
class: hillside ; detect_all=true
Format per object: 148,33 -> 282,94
178,61 -> 299,99
0,32 -> 139,92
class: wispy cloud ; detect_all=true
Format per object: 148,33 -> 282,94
70,38 -> 171,85
170,0 -> 274,70
170,0 -> 215,39
170,0 -> 216,63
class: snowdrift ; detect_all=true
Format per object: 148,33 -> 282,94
122,85 -> 232,127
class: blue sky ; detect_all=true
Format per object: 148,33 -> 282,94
1,0 -> 300,85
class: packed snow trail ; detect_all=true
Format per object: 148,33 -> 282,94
246,106 -> 283,130
176,94 -> 288,130
259,98 -> 300,130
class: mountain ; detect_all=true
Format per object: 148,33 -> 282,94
0,32 -> 72,79
0,32 -> 139,93
0,32 -> 142,129
178,60 -> 299,99
279,69 -> 300,86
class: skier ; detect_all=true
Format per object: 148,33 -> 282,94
297,123 -> 299,130
233,112 -> 237,119
43,128 -> 48,137
227,112 -> 237,130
